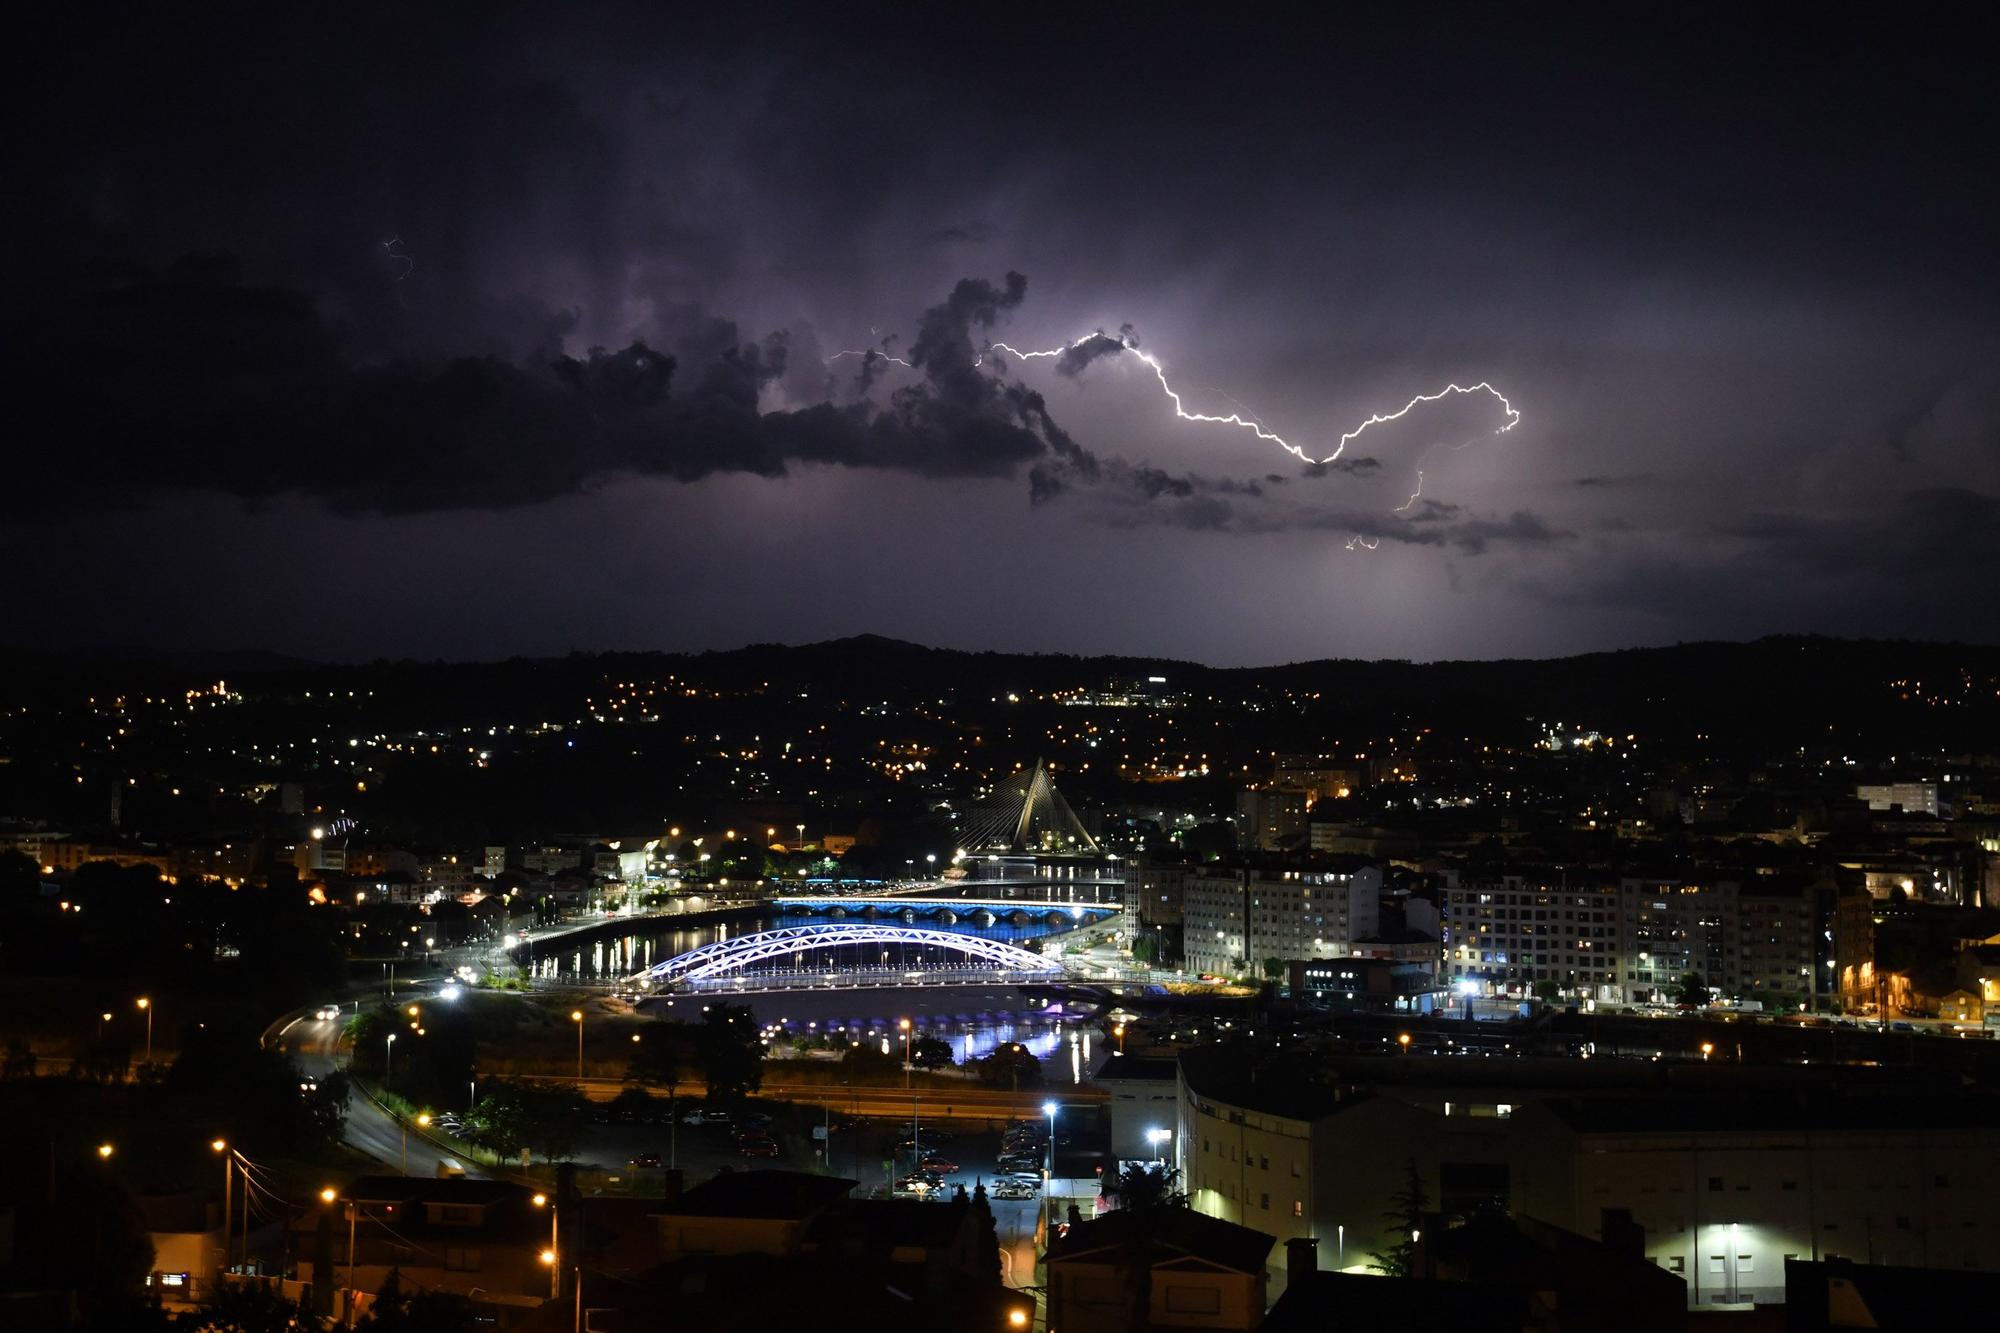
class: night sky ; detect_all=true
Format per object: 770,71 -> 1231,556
10,6 -> 1997,664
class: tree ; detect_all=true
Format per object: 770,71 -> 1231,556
910,1036 -> 955,1069
354,1271 -> 477,1333
1102,1162 -> 1190,1329
1261,957 -> 1286,981
1676,972 -> 1712,1009
520,1082 -> 591,1162
627,1022 -> 691,1103
1130,934 -> 1156,966
1103,1162 -> 1186,1211
1533,979 -> 1562,1004
974,1044 -> 1041,1090
465,1079 -> 589,1162
1368,1157 -> 1429,1277
693,1004 -> 763,1105
606,1085 -> 659,1122
182,1278 -> 324,1332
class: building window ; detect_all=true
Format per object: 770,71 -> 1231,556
1260,1192 -> 1270,1210
443,1247 -> 482,1272
1293,1200 -> 1303,1217
1667,1256 -> 1685,1273
1738,1254 -> 1754,1273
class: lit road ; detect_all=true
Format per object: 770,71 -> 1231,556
516,1073 -> 1105,1123
274,1009 -> 488,1179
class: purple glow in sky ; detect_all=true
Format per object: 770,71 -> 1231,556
8,5 -> 1997,663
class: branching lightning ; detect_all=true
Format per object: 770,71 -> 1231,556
988,335 -> 1519,467
1395,469 -> 1425,513
828,330 -> 1522,550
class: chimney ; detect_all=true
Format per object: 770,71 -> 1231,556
1286,1236 -> 1320,1287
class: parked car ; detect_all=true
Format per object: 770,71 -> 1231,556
736,1135 -> 780,1158
684,1108 -> 732,1126
630,1152 -> 662,1168
919,1156 -> 959,1175
991,1180 -> 1037,1200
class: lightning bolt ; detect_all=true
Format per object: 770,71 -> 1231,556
830,350 -> 914,367
381,237 -> 415,280
1395,469 -> 1425,513
827,330 -> 1522,551
988,335 -> 1520,466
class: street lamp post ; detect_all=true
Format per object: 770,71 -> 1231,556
212,1140 -> 230,1280
322,1189 -> 357,1328
137,997 -> 152,1064
97,1011 -> 112,1041
1041,1100 -> 1063,1237
534,1193 -> 559,1299
385,1032 -> 396,1082
571,1011 -> 585,1079
899,1018 -> 912,1089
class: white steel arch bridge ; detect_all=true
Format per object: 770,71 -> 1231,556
635,923 -> 1062,992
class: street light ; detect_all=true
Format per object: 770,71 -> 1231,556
1700,1042 -> 1714,1062
97,1142 -> 115,1159
1042,1101 -> 1060,1243
137,997 -> 152,1064
571,1010 -> 585,1079
899,1018 -> 912,1089
385,1032 -> 397,1080
97,1011 -> 113,1041
319,1189 -> 358,1328
1397,1032 -> 1411,1053
212,1140 -> 231,1271
533,1193 -> 559,1297
1145,1127 -> 1170,1164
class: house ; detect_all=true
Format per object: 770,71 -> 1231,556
1417,1212 -> 1687,1332
518,1184 -> 1027,1333
289,1176 -> 550,1322
1046,1205 -> 1274,1332
652,1170 -> 856,1259
1263,1270 -> 1529,1333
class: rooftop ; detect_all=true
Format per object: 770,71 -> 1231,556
1048,1204 -> 1275,1275
655,1169 -> 856,1220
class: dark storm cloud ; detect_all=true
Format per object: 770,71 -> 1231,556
13,265 -> 1110,513
9,2 -> 2000,659
1054,326 -> 1140,377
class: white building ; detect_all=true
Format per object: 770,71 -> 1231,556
1182,862 -> 1383,977
1856,782 -> 1940,817
1512,1095 -> 2000,1306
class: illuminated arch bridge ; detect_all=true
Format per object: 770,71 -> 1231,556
636,923 -> 1063,992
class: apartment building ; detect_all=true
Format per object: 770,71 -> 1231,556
1441,869 -> 1621,1001
1182,860 -> 1383,977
